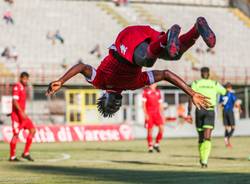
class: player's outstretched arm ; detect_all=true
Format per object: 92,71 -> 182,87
153,70 -> 211,109
46,62 -> 93,96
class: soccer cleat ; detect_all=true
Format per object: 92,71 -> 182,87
226,143 -> 233,148
196,17 -> 216,48
200,160 -> 208,168
201,163 -> 208,168
9,157 -> 20,162
166,24 -> 181,58
153,145 -> 161,153
21,153 -> 34,161
148,146 -> 153,153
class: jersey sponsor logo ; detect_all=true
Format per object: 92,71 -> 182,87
120,44 -> 127,55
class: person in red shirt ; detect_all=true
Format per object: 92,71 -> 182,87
47,17 -> 214,116
9,72 -> 36,161
143,84 -> 164,152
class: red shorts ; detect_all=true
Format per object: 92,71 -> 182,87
87,54 -> 155,92
146,112 -> 163,129
11,113 -> 35,135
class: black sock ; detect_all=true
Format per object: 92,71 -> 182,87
228,128 -> 235,138
225,130 -> 229,138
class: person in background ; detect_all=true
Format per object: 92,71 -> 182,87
219,82 -> 237,148
187,67 -> 226,168
9,72 -> 36,162
142,83 -> 164,153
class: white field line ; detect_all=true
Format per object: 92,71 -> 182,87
46,153 -> 71,163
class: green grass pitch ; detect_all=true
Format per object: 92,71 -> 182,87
0,137 -> 250,184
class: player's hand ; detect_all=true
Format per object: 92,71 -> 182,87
192,92 -> 211,110
186,115 -> 193,124
46,80 -> 62,96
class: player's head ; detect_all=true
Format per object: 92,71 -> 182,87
19,72 -> 29,86
149,83 -> 157,90
225,82 -> 233,91
97,91 -> 123,117
200,67 -> 210,79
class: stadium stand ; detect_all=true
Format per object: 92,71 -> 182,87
0,0 -> 249,85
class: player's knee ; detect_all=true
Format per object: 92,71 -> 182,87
12,134 -> 19,139
30,128 -> 36,135
159,126 -> 164,133
147,128 -> 153,134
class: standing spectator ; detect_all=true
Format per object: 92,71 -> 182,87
219,82 -> 237,148
90,44 -> 101,58
142,84 -> 165,153
3,10 -> 14,24
187,67 -> 226,168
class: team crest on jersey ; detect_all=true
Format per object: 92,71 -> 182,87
120,44 -> 127,55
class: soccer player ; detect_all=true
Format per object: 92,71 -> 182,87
47,17 -> 215,117
219,82 -> 237,148
9,72 -> 36,161
143,84 -> 164,153
187,67 -> 226,168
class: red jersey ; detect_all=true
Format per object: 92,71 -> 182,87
88,26 -> 160,92
142,88 -> 162,113
12,82 -> 26,115
113,25 -> 162,63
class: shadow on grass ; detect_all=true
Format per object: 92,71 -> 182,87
15,165 -> 250,184
171,154 -> 247,161
110,160 -> 196,168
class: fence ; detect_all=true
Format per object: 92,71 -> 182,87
0,87 -> 249,126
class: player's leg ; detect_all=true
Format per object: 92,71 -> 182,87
200,128 -> 212,167
133,24 -> 181,67
194,109 -> 206,167
224,125 -> 230,146
22,118 -> 36,161
147,24 -> 181,59
178,17 -> 216,56
146,115 -> 154,152
154,124 -> 164,153
9,134 -> 19,161
198,130 -> 204,161
159,17 -> 215,61
147,127 -> 154,153
223,110 -> 230,146
9,114 -> 21,161
227,111 -> 236,147
200,110 -> 215,167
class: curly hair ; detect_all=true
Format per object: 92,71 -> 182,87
97,93 -> 122,118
